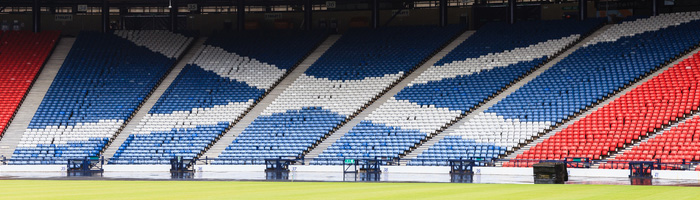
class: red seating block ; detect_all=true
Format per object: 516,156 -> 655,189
0,31 -> 60,136
506,53 -> 700,168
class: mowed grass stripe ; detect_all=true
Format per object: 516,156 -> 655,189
0,180 -> 699,199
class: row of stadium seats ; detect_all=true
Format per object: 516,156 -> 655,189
424,12 -> 700,167
10,31 -> 192,165
109,30 -> 327,164
0,31 -> 59,135
214,26 -> 464,165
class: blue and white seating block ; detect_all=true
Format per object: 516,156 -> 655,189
10,30 -> 192,165
215,26 -> 464,165
109,30 -> 327,164
308,19 -> 605,165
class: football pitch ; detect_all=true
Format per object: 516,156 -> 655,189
1,180 -> 700,199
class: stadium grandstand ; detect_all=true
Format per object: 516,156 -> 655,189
2,0 -> 700,198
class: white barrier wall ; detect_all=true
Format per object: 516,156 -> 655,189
103,165 -> 171,172
7,164 -> 700,181
0,165 -> 65,172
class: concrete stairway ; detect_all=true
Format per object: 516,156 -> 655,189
499,37 -> 700,167
402,25 -> 614,166
200,35 -> 343,160
102,37 -> 207,161
303,31 -> 476,163
0,37 -> 75,158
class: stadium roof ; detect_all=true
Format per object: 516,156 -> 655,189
0,0 -> 387,7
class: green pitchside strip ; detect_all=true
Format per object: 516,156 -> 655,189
0,180 -> 699,199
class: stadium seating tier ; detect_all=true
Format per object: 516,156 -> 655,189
216,25 -> 464,164
11,30 -> 192,165
110,30 -> 328,164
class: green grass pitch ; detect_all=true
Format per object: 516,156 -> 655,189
1,180 -> 700,199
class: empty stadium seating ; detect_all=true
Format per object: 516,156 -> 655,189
511,55 -> 700,167
546,53 -> 700,169
415,12 -> 700,166
306,19 -> 604,165
0,31 -> 59,136
109,30 -> 327,164
7,12 -> 700,171
599,116 -> 700,170
9,31 -> 192,165
214,26 -> 464,165
517,52 -> 700,168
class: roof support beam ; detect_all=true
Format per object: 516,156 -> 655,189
237,0 -> 245,31
372,0 -> 379,29
102,0 -> 109,32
